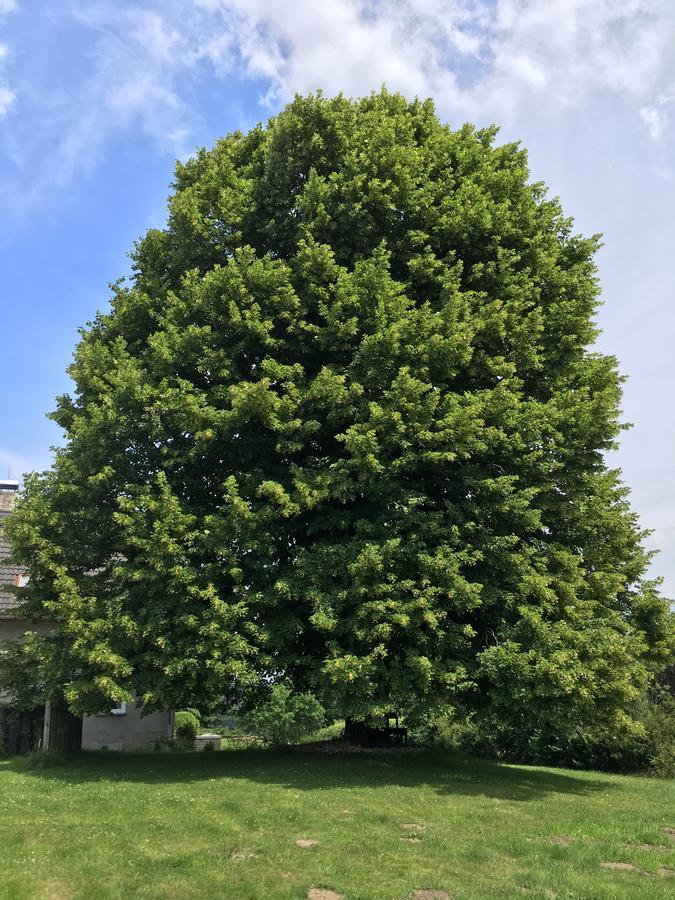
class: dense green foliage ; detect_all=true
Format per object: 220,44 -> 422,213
4,91 -> 672,752
410,686 -> 675,776
239,683 -> 325,746
640,694 -> 675,777
174,709 -> 200,743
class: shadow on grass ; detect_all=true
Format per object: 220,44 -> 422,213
1,747 -> 611,802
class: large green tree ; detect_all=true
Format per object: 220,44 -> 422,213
5,91 -> 672,743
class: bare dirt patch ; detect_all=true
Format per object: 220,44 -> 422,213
296,838 -> 320,848
658,868 -> 675,878
409,891 -> 452,900
550,835 -> 572,845
600,862 -> 661,878
307,889 -> 344,900
665,828 -> 675,840
601,862 -> 638,872
402,836 -> 423,843
401,823 -> 425,831
629,843 -> 669,852
38,881 -> 74,900
275,871 -> 295,882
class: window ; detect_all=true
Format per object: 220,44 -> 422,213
15,574 -> 30,587
97,701 -> 127,717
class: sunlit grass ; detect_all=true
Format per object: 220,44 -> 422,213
0,748 -> 673,899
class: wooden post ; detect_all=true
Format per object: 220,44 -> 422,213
42,701 -> 52,751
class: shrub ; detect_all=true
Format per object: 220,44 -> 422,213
240,684 -> 325,747
174,709 -> 200,748
304,720 -> 345,743
407,710 -> 464,751
411,687 -> 675,777
640,694 -> 675,778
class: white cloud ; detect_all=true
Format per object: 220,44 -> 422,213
0,81 -> 13,114
1,0 -> 675,594
6,0 -> 675,185
0,0 -> 16,117
640,87 -> 675,143
645,527 -> 675,599
641,105 -> 665,142
184,0 -> 675,132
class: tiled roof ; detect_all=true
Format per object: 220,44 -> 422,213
0,509 -> 22,617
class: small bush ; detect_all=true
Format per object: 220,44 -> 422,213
174,710 -> 200,749
240,684 -> 325,747
303,720 -> 345,743
408,710 -> 465,750
641,694 -> 675,778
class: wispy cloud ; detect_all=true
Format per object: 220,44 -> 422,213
640,87 -> 675,143
5,1 -> 675,206
0,0 -> 673,592
0,80 -> 14,116
190,0 -> 675,131
7,5 -> 197,202
0,1 -> 16,116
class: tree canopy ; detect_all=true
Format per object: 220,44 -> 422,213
5,91 -> 672,744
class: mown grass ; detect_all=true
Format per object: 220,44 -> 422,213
0,747 -> 673,899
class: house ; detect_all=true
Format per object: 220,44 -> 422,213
0,480 -> 173,753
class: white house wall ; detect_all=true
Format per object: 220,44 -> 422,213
0,618 -> 55,642
81,702 -> 173,751
1,620 -> 173,751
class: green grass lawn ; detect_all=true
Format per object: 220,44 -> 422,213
0,748 -> 673,899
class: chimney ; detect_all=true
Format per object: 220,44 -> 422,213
0,480 -> 19,512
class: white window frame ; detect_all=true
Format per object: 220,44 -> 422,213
15,573 -> 30,587
97,701 -> 127,717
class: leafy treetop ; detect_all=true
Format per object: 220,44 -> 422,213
4,91 -> 672,744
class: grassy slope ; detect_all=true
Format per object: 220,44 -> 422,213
0,748 -> 673,899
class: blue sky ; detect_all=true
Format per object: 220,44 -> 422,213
0,0 -> 673,594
